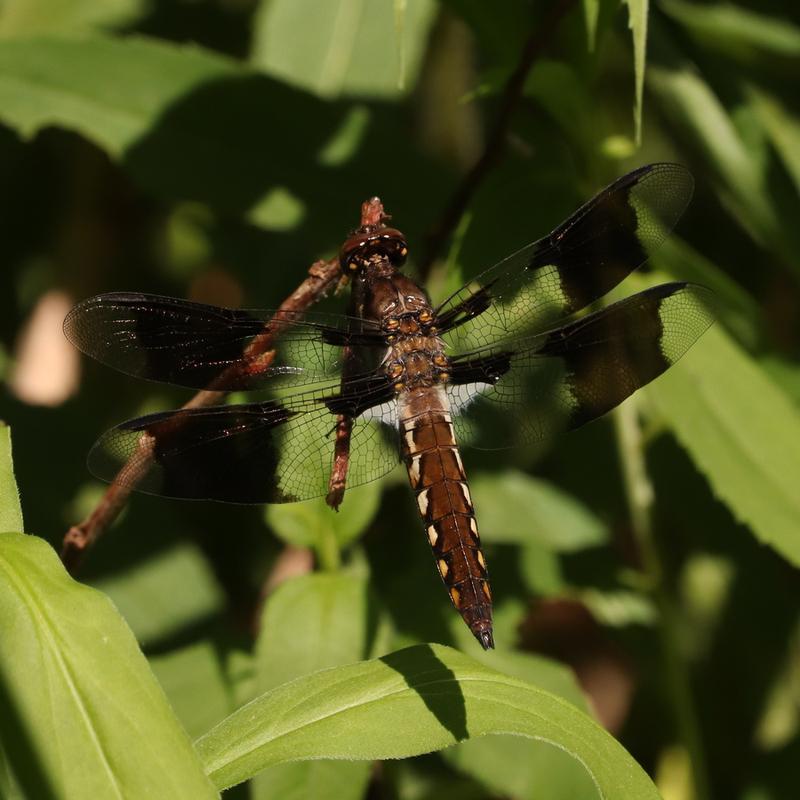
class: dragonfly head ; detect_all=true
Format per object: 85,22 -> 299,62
339,227 -> 408,275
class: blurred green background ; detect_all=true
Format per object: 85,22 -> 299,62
1,1 -> 799,798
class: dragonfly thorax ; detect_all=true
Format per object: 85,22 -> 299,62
386,335 -> 449,392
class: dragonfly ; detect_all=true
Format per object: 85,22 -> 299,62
65,163 -> 714,650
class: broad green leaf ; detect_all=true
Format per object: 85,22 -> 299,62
661,0 -> 800,60
0,0 -> 144,37
0,35 -> 343,212
647,324 -> 800,567
149,641 -> 236,740
250,0 -> 436,99
0,533 -> 217,799
0,35 -> 235,156
0,425 -> 22,533
253,573 -> 389,800
196,643 -> 659,797
623,0 -> 648,144
265,480 -> 382,555
256,572 -> 390,692
471,470 -> 608,551
91,542 -> 225,646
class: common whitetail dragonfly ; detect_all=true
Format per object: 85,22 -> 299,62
65,163 -> 713,650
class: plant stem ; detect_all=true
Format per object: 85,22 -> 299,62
613,398 -> 712,800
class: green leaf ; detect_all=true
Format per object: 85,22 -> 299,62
256,572 -> 389,692
90,542 -> 225,646
149,641 -> 237,740
196,643 -> 660,797
0,35 -> 337,212
441,646 -> 594,798
252,573 -> 388,800
583,0 -> 600,51
760,357 -> 800,406
0,35 -> 235,156
0,533 -> 217,799
647,324 -> 800,567
471,470 -> 608,551
0,0 -> 144,37
746,85 -> 800,196
622,0 -> 648,144
0,425 -> 23,533
647,25 -> 800,272
250,0 -> 436,98
661,0 -> 800,60
265,480 -> 382,554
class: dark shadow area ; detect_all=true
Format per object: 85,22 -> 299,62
380,643 -> 468,743
122,71 -> 453,243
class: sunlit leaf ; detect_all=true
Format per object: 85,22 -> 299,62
0,35 -> 349,213
648,325 -> 800,567
0,36 -> 234,155
0,0 -> 144,37
250,0 -> 436,98
0,533 -> 216,798
196,643 -> 660,797
0,425 -> 22,533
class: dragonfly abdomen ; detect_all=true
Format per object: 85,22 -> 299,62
398,391 -> 494,650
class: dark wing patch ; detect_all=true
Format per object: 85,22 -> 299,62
64,292 -> 386,391
446,283 -> 714,449
435,163 -> 694,352
88,376 -> 401,503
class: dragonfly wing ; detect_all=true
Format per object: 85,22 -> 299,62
445,283 -> 714,449
65,292 -> 386,391
87,375 -> 401,503
436,163 -> 695,351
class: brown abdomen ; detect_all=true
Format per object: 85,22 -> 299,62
399,397 -> 493,649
